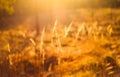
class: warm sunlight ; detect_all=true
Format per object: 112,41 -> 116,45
0,0 -> 120,77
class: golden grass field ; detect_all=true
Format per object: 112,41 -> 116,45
0,8 -> 120,77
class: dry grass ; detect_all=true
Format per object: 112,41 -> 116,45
0,9 -> 120,77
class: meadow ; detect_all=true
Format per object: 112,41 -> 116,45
0,8 -> 120,77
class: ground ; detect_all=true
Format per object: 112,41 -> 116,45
0,8 -> 120,77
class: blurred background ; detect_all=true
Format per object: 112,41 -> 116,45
0,0 -> 120,30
